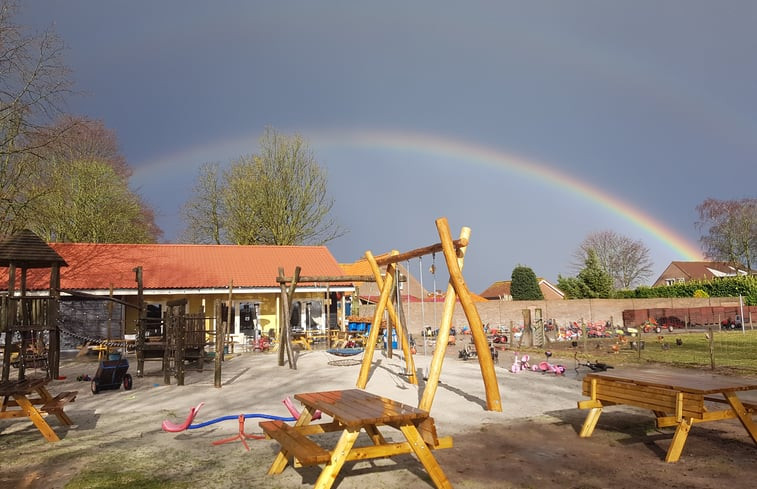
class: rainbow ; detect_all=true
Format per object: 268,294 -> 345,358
310,129 -> 702,261
133,128 -> 703,261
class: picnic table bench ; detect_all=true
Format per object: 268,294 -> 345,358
261,388 -> 453,489
0,377 -> 77,442
578,368 -> 757,462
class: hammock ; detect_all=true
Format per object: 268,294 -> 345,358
325,348 -> 364,366
325,348 -> 364,357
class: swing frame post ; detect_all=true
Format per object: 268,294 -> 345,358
364,251 -> 417,385
419,226 -> 469,412
436,218 -> 501,411
357,251 -> 399,388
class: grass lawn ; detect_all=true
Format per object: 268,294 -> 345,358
541,329 -> 757,375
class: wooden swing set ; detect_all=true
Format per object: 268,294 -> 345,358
261,218 -> 501,489
357,217 -> 502,412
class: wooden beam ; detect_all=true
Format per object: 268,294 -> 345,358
357,251 -> 398,389
275,275 -> 405,284
437,217 -> 502,412
419,226 -> 469,412
365,252 -> 417,385
60,289 -> 140,309
372,238 -> 469,266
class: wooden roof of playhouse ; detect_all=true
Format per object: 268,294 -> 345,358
0,229 -> 68,269
0,242 -> 347,292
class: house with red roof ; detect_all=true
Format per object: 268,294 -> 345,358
652,261 -> 752,287
480,279 -> 564,301
1,240 -> 353,344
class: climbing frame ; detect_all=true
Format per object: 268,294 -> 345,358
356,217 -> 502,412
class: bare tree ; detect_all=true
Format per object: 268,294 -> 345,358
696,198 -> 756,271
181,127 -> 345,246
25,115 -> 161,242
32,116 -> 130,177
0,0 -> 72,235
572,230 -> 654,289
180,162 -> 225,244
246,127 -> 344,245
33,160 -> 157,243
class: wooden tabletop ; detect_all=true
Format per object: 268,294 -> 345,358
585,369 -> 757,394
294,389 -> 429,428
0,377 -> 49,396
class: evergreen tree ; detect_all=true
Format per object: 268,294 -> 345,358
557,250 -> 613,299
510,265 -> 544,300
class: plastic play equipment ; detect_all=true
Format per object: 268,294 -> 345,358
161,397 -> 323,451
161,402 -> 207,432
161,398 -> 318,432
510,352 -> 530,373
532,351 -> 565,375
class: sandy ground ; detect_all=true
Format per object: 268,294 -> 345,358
1,341 -> 756,489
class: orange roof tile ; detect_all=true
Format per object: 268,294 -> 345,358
0,243 -> 346,291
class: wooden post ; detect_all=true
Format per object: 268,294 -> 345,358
356,251 -> 398,389
163,308 -> 172,385
1,265 -> 15,381
326,284 -> 331,349
277,267 -> 299,369
278,269 -> 287,367
225,280 -> 233,356
134,266 -> 145,377
214,299 -> 223,388
284,268 -> 300,369
48,264 -> 61,379
365,252 -> 417,385
708,326 -> 715,370
420,225 -> 475,411
435,217 -> 501,412
18,268 -> 27,381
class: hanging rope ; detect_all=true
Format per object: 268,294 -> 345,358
419,256 -> 425,330
431,252 -> 437,331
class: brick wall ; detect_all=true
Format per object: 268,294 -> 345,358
358,296 -> 752,336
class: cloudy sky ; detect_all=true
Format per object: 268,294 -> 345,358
20,1 -> 756,293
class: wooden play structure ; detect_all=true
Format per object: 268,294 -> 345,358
133,267 -> 209,383
260,218 -> 501,489
0,230 -> 67,382
357,217 -> 502,412
275,268 -> 382,370
0,230 -> 78,442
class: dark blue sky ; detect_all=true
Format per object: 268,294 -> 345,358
20,1 -> 757,292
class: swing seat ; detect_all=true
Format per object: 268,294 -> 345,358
326,348 -> 363,357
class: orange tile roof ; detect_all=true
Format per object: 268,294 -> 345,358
0,243 -> 346,291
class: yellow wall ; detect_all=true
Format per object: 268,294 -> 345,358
121,291 -> 332,337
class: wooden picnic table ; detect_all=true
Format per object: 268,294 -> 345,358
578,368 -> 757,462
0,377 -> 77,442
261,388 -> 454,489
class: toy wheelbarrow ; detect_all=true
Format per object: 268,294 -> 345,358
91,357 -> 133,394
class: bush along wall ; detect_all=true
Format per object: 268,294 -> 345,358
615,275 -> 757,305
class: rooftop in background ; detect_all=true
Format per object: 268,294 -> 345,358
480,279 -> 565,301
652,261 -> 754,287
